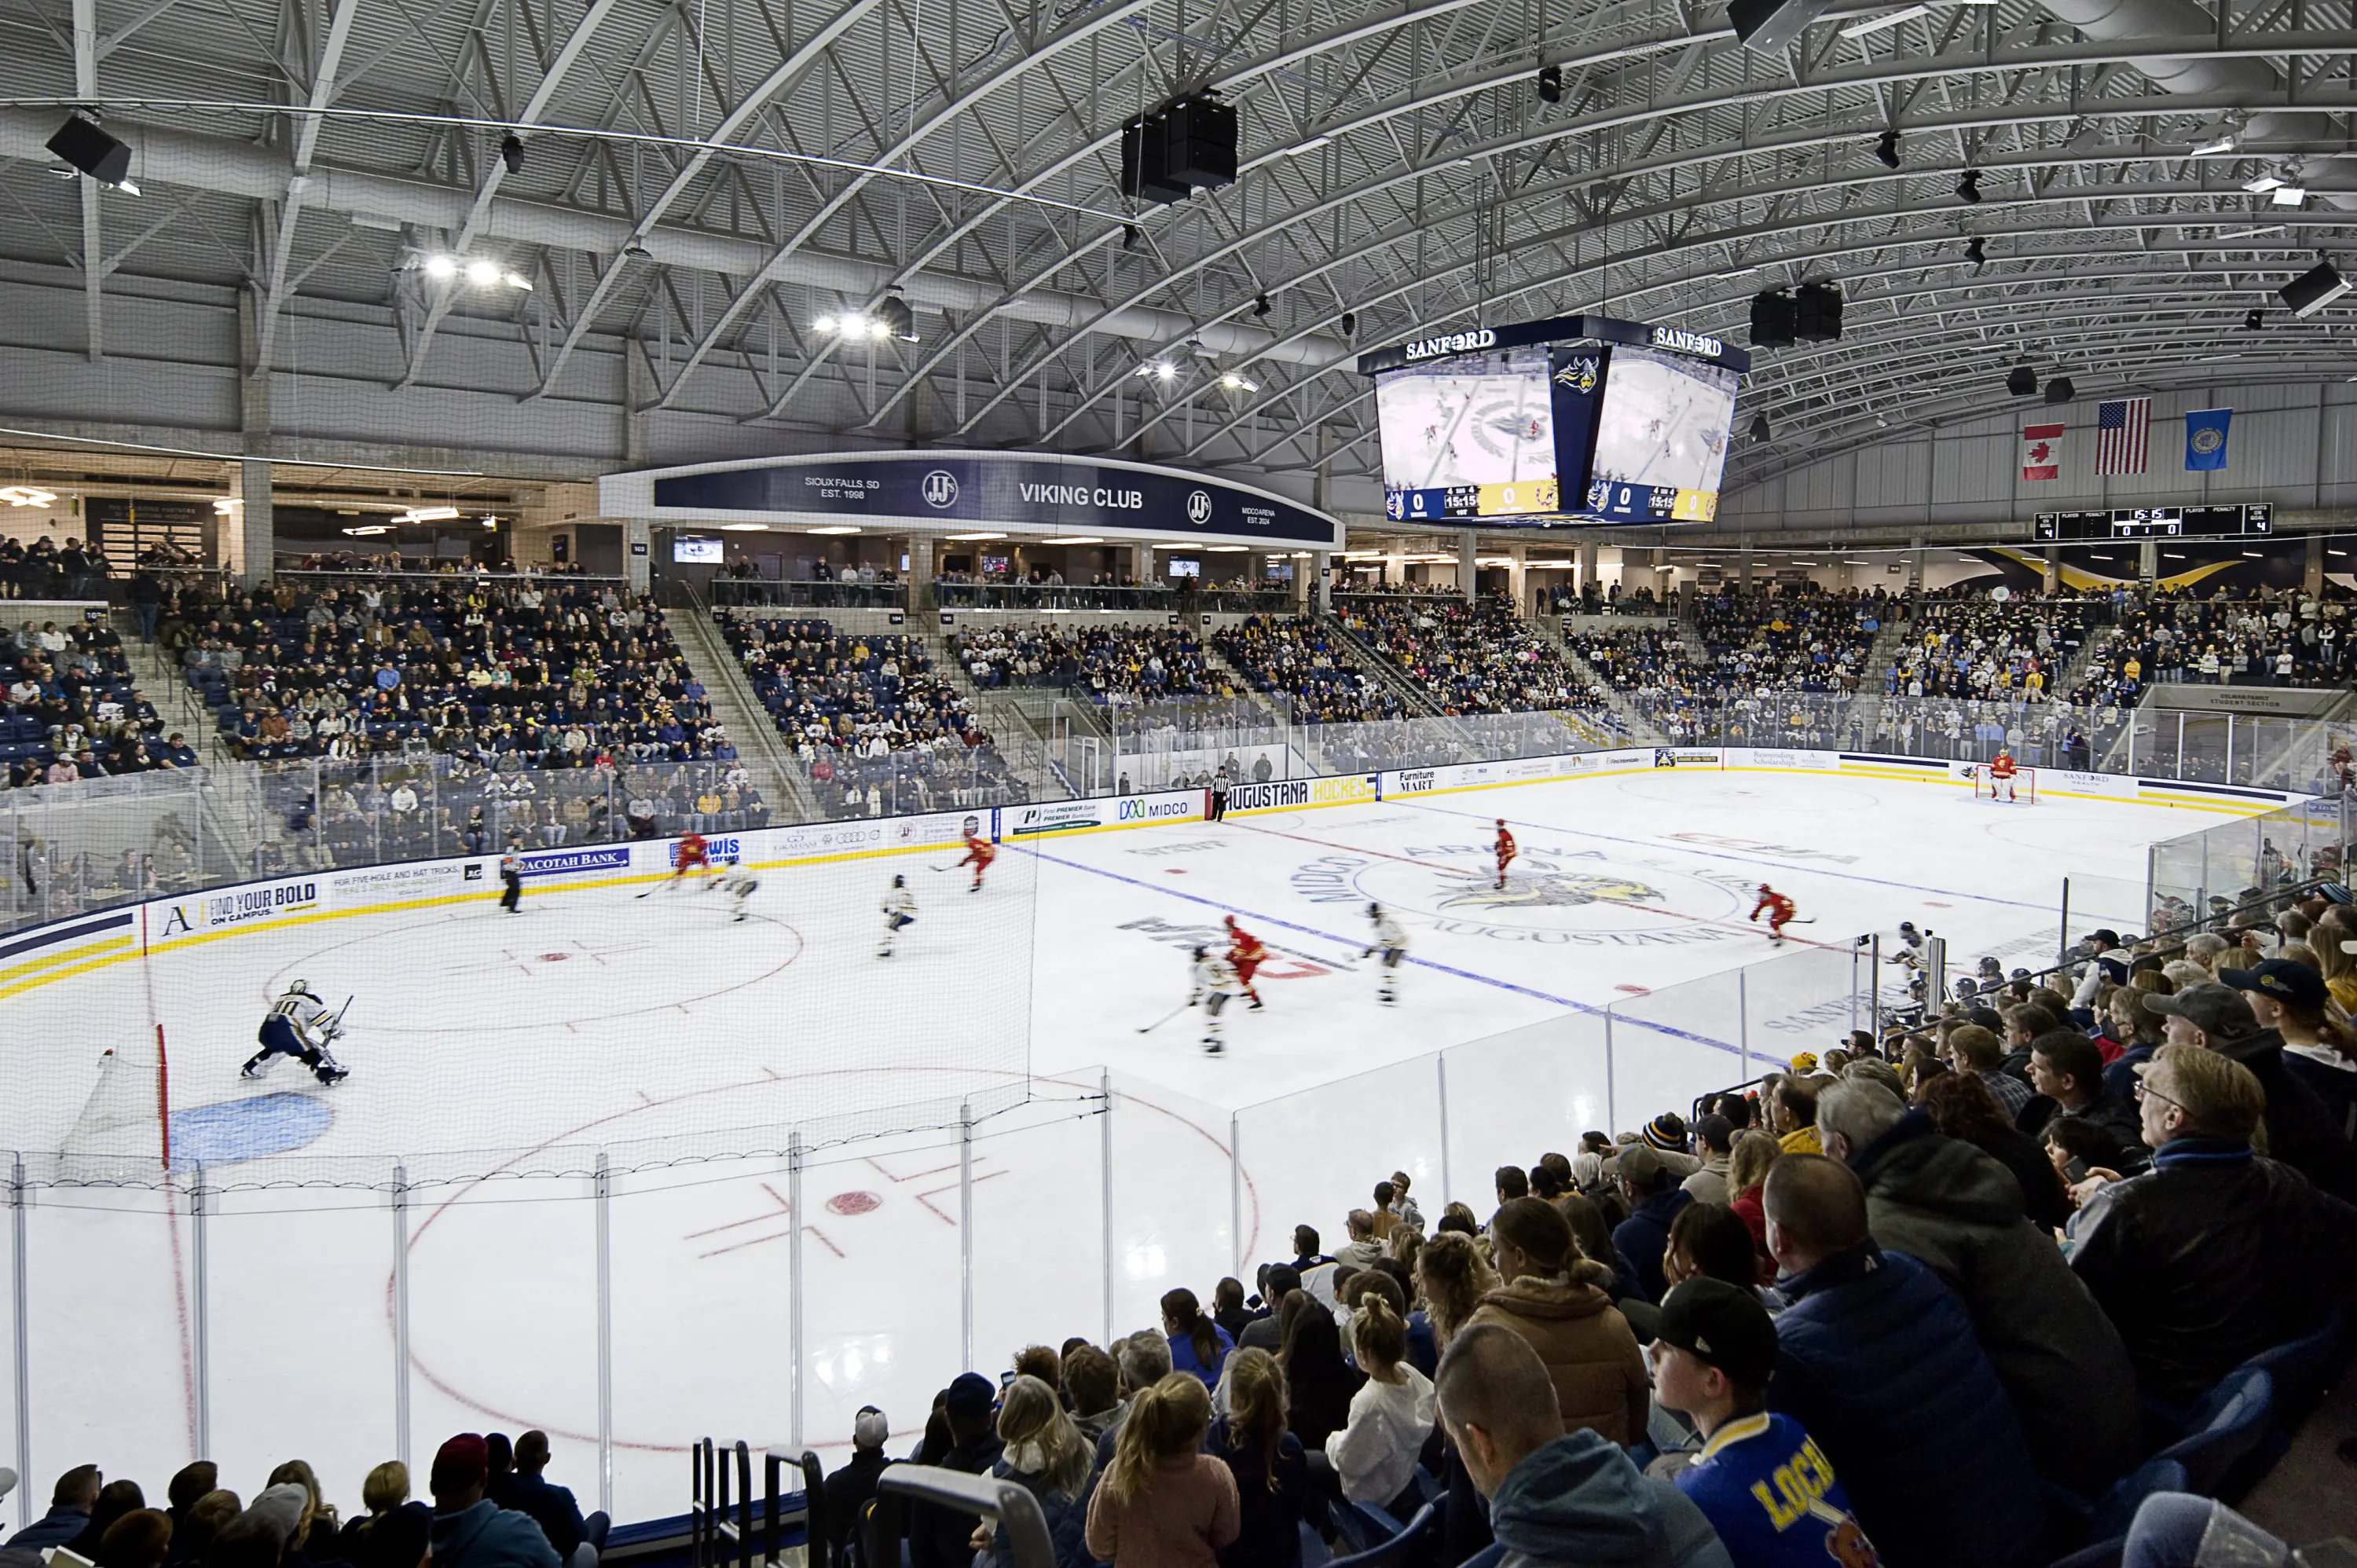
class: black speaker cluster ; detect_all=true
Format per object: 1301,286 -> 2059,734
1750,283 -> 1842,347
1121,94 -> 1238,205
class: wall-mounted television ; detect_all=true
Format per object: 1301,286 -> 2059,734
673,536 -> 724,562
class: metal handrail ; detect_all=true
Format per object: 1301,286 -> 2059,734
874,1464 -> 1058,1568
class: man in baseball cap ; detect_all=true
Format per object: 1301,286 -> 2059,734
2180,969 -> 2357,1200
1640,1278 -> 1878,1567
1604,1144 -> 1694,1304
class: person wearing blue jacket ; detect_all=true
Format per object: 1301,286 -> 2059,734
1761,1156 -> 2048,1568
1436,1322 -> 1732,1568
428,1436 -> 562,1568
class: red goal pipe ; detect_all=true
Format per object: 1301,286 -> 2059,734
157,1024 -> 171,1172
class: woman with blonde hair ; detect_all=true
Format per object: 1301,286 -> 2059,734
1725,1129 -> 1783,1260
1083,1373 -> 1238,1568
1209,1350 -> 1319,1568
264,1460 -> 337,1556
1323,1297 -> 1435,1521
977,1374 -> 1098,1568
1412,1231 -> 1498,1347
335,1463 -> 409,1559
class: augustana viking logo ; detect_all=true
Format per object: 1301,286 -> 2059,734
1439,871 -> 1662,910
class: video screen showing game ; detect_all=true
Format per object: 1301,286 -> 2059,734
1376,347 -> 1561,520
1582,343 -> 1738,523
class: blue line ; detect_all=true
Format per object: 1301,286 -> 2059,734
1010,841 -> 1745,1061
1396,795 -> 2055,911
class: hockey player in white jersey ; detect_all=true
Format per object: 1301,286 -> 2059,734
713,864 -> 760,922
878,874 -> 917,958
1189,944 -> 1240,1055
242,980 -> 349,1085
1363,903 -> 1408,1006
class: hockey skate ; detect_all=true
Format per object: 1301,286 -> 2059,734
1248,996 -> 1264,1011
1202,1036 -> 1223,1055
315,1065 -> 349,1086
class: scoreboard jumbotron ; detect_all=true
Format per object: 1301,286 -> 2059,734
2033,504 -> 2273,541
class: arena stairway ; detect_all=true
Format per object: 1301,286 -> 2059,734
1541,616 -> 1668,745
919,627 -> 1080,799
1846,614 -> 1914,744
1323,612 -> 1450,718
670,598 -> 823,822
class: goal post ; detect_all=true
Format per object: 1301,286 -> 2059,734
58,1035 -> 172,1183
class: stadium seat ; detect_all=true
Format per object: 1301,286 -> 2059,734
2150,1368 -> 2272,1498
1329,1504 -> 1435,1568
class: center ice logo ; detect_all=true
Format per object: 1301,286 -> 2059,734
1439,872 -> 1663,911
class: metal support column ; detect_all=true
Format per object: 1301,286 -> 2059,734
959,1101 -> 974,1371
1100,1071 -> 1114,1344
11,1160 -> 28,1530
1868,936 -> 1882,1039
189,1165 -> 211,1460
787,1132 -> 805,1456
1603,1011 -> 1618,1131
595,1153 -> 614,1515
392,1164 -> 411,1469
1737,970 -> 1750,1081
1435,1054 -> 1452,1211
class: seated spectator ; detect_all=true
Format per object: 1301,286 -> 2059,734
351,1506 -> 429,1568
1211,1278 -> 1255,1343
2209,963 -> 2357,1198
1769,1079 -> 1820,1155
96,1511 -> 171,1568
1162,1287 -> 1235,1387
178,1493 -> 243,1568
1094,1331 -> 1177,1461
821,1409 -> 889,1555
911,1375 -> 1006,1568
1607,1145 -> 1695,1303
427,1437 -> 559,1568
1434,1324 -> 1730,1568
67,1479 -> 147,1560
1640,1278 -> 1878,1568
1238,1266 -> 1298,1351
1659,1203 -> 1769,1296
2022,1029 -> 2143,1149
1761,1155 -> 2051,1568
1818,1079 -> 2139,1495
10,1466 -> 102,1554
1333,1211 -> 1385,1271
2069,1043 -> 2357,1403
1209,1349 -> 1321,1568
335,1464 -> 409,1563
1277,1292 -> 1362,1452
1062,1348 -> 1124,1446
161,1464 -> 214,1567
1324,1297 -> 1435,1519
1465,1197 -> 1648,1447
1911,1070 -> 2072,1234
1083,1374 -> 1239,1568
506,1433 -> 607,1568
979,1376 -> 1096,1568
1681,1117 -> 1735,1206
1725,1132 -> 1781,1262
1941,1024 -> 2031,1121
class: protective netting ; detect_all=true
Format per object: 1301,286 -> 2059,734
9,814 -> 1037,1189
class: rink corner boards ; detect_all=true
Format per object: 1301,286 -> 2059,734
0,749 -> 2297,1003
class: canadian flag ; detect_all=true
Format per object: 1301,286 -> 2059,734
2022,423 -> 2065,482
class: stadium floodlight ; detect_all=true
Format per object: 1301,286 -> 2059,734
1219,372 -> 1259,392
2270,185 -> 2308,207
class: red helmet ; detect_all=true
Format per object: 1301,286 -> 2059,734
1223,914 -> 1238,929
1496,818 -> 1508,828
1759,882 -> 1774,894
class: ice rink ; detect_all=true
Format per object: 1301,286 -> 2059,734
3,766 -> 2242,1526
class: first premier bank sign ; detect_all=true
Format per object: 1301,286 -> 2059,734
603,451 -> 1342,548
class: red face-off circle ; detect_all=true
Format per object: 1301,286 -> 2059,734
827,1191 -> 882,1215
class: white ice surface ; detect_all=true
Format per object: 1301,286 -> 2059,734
0,770 -> 2232,1526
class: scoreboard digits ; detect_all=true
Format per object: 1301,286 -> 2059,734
2033,504 -> 2273,541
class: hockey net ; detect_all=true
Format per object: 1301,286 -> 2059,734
56,1035 -> 172,1184
1970,764 -> 2037,803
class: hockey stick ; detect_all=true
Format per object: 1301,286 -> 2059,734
1136,999 -> 1192,1035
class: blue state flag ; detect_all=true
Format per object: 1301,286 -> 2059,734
2186,408 -> 2232,471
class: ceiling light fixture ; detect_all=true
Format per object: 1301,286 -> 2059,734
804,526 -> 861,535
1038,537 -> 1105,545
2191,130 -> 2239,156
342,525 -> 391,537
0,485 -> 57,507
212,497 -> 240,514
2270,185 -> 2308,207
717,522 -> 770,531
2243,175 -> 2285,194
945,532 -> 1008,541
1219,372 -> 1259,391
393,504 -> 462,525
876,291 -> 917,341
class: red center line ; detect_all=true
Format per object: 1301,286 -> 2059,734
1224,815 -> 1841,951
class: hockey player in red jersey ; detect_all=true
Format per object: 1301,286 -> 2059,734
959,831 -> 997,892
642,830 -> 713,897
1494,819 -> 1518,889
1223,914 -> 1268,1011
1750,883 -> 1798,946
1987,749 -> 2022,801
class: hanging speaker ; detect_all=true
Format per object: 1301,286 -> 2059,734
1794,282 -> 1842,342
2044,376 -> 2076,404
2006,365 -> 2038,397
2279,261 -> 2349,318
1750,291 -> 1795,347
47,113 -> 131,186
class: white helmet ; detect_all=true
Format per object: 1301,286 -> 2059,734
286,979 -> 313,998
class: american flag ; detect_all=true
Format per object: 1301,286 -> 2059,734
2095,397 -> 2150,474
